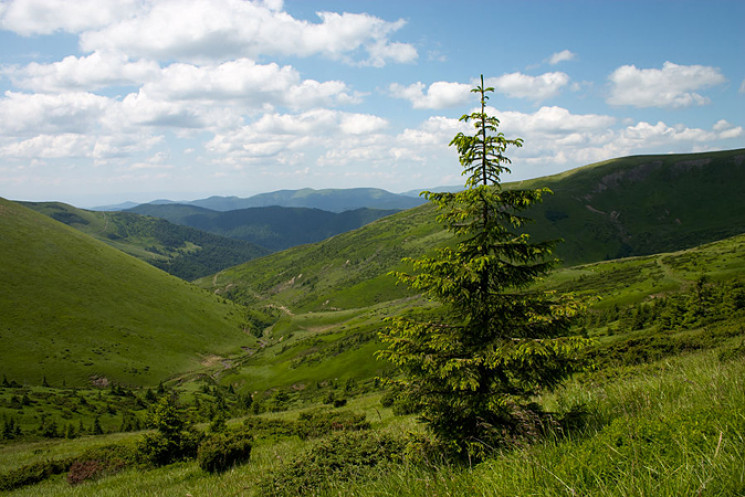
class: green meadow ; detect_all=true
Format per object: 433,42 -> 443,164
1,149 -> 744,495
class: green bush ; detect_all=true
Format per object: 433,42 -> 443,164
137,396 -> 203,466
0,458 -> 73,491
259,431 -> 405,497
138,429 -> 202,466
67,443 -> 138,485
197,429 -> 253,473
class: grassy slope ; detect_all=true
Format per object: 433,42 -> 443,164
198,231 -> 745,397
516,148 -> 745,264
1,208 -> 744,496
21,201 -> 269,280
0,198 -> 255,387
200,148 -> 745,313
188,149 -> 745,397
2,319 -> 742,496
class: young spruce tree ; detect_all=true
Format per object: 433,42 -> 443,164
378,75 -> 587,459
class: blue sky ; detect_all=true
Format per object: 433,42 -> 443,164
0,0 -> 743,207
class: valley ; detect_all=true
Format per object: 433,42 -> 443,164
1,149 -> 744,495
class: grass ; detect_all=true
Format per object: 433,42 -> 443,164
192,232 -> 745,400
2,343 -> 742,496
0,199 -> 254,387
2,148 -> 745,494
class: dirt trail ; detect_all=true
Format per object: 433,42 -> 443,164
265,304 -> 294,316
655,257 -> 689,288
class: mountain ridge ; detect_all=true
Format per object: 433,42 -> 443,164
127,204 -> 401,251
93,187 -> 427,213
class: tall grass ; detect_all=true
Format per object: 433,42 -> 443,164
4,349 -> 742,496
323,350 -> 745,497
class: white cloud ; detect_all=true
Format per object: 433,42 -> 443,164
548,49 -> 576,65
486,72 -> 570,102
142,58 -> 359,110
495,106 -> 615,134
607,61 -> 726,108
75,0 -> 416,66
389,81 -> 472,109
0,133 -> 97,158
3,52 -> 160,92
206,109 -> 389,161
0,0 -> 140,35
0,91 -> 110,136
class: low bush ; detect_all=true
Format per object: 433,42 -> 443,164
137,396 -> 203,466
137,429 -> 202,466
197,429 -> 253,473
259,431 -> 406,497
67,443 -> 138,485
0,458 -> 73,491
242,416 -> 297,441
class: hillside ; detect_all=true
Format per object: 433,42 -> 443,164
515,148 -> 745,263
196,230 -> 745,403
198,148 -> 745,313
21,201 -> 269,280
128,204 -> 400,251
2,199 -> 744,496
0,198 -> 255,387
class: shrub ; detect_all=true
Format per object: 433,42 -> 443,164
259,431 -> 405,497
137,396 -> 203,466
0,459 -> 72,491
138,429 -> 202,466
242,416 -> 297,442
197,429 -> 253,473
67,443 -> 138,485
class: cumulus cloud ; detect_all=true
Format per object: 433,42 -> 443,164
74,0 -> 416,66
0,0 -> 140,35
607,61 -> 726,108
141,58 -> 359,110
486,72 -> 570,102
3,52 -> 161,92
496,106 -> 615,134
388,81 -> 472,109
0,91 -> 110,136
548,49 -> 576,65
206,109 -> 388,161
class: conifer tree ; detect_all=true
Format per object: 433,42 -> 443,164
378,75 -> 588,459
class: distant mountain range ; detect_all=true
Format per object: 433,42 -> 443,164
95,187 -> 428,213
200,148 -> 745,312
126,204 -> 400,251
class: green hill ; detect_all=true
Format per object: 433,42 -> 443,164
516,148 -> 745,264
198,148 -> 745,313
190,148 -> 745,397
195,231 -> 745,401
127,204 -> 401,251
21,201 -> 269,280
0,198 -> 255,387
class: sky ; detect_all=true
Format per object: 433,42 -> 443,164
0,0 -> 743,207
